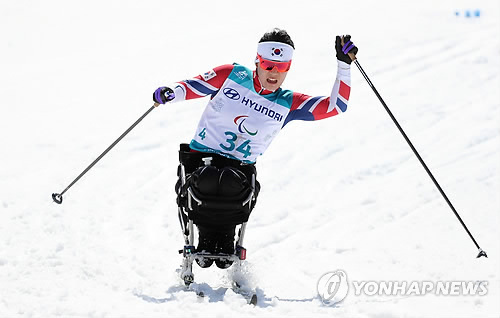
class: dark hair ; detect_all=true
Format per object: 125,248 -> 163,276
259,28 -> 295,49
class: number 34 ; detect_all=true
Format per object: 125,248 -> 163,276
219,131 -> 252,158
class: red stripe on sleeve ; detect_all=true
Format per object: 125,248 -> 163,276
311,99 -> 332,119
178,64 -> 235,101
204,64 -> 234,89
291,92 -> 310,111
339,81 -> 351,100
314,105 -> 338,120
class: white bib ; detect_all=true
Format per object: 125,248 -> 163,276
190,65 -> 293,163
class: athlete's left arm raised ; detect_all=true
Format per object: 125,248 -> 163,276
282,61 -> 351,127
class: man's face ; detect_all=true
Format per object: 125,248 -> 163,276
256,63 -> 288,91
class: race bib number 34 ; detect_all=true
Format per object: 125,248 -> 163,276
219,131 -> 252,158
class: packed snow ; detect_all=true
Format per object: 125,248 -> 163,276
1,0 -> 499,317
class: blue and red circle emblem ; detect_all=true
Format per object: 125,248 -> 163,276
271,48 -> 283,57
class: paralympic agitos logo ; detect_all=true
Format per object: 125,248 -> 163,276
234,115 -> 258,136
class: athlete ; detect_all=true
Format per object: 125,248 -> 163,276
153,28 -> 358,268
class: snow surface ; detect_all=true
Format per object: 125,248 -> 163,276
1,0 -> 499,317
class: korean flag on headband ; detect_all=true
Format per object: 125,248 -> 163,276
202,69 -> 217,81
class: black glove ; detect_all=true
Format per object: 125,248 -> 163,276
153,86 -> 175,104
335,35 -> 358,64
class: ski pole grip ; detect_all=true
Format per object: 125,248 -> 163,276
348,52 -> 357,62
52,193 -> 63,204
340,36 -> 357,62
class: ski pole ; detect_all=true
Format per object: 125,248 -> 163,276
352,58 -> 487,259
52,103 -> 160,204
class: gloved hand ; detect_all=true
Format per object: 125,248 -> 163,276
335,35 -> 358,64
153,86 -> 175,104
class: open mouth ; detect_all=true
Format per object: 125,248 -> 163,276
267,78 -> 278,85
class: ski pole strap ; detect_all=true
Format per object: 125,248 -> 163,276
342,41 -> 355,54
